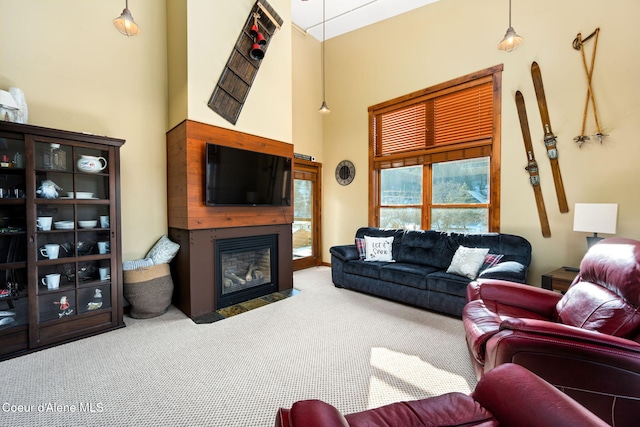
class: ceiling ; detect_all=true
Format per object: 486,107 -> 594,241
291,0 -> 440,41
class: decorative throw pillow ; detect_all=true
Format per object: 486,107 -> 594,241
480,253 -> 504,271
446,246 -> 490,279
364,235 -> 394,262
123,258 -> 155,271
145,235 -> 180,264
355,237 -> 366,260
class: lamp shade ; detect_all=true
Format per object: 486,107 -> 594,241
497,27 -> 523,52
114,7 -> 140,36
573,203 -> 618,234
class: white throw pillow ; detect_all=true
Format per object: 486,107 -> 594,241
146,235 -> 180,264
364,235 -> 394,262
446,246 -> 490,279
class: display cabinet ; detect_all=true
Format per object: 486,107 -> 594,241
0,121 -> 124,360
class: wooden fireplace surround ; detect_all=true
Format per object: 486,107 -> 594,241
166,119 -> 294,317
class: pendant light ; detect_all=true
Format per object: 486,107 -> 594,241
497,0 -> 522,52
318,0 -> 330,114
114,0 -> 140,37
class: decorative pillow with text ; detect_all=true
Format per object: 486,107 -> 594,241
364,235 -> 394,262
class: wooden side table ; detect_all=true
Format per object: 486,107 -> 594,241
541,268 -> 579,293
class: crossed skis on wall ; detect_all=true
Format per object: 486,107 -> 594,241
515,62 -> 569,238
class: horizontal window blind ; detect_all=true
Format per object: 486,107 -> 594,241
434,82 -> 493,145
377,104 -> 427,156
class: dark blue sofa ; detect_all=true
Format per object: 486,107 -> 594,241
329,227 -> 532,317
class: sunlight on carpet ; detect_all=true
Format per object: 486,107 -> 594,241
367,347 -> 473,409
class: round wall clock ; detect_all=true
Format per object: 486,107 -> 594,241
335,160 -> 356,186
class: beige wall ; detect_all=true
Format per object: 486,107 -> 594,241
317,0 -> 640,285
291,28 -> 324,162
177,0 -> 293,144
0,0 -> 168,261
1,0 -> 294,262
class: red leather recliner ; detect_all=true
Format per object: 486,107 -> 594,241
463,237 -> 640,427
275,364 -> 607,427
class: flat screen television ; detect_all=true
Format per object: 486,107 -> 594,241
205,143 -> 292,206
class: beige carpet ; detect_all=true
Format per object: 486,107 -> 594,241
0,266 -> 476,427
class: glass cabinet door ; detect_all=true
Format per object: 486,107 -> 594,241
0,134 -> 27,334
34,140 -> 112,325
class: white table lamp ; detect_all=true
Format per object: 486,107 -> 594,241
573,203 -> 618,249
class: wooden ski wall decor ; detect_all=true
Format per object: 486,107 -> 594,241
531,61 -> 569,214
515,91 -> 551,237
208,1 -> 283,125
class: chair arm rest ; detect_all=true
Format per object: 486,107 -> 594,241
472,364 -> 609,426
329,245 -> 359,262
467,279 -> 561,318
500,317 -> 640,353
279,400 -> 349,427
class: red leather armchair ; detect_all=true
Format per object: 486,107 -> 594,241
463,237 -> 640,427
275,364 -> 607,427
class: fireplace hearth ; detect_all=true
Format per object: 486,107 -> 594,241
216,234 -> 278,309
169,225 -> 293,318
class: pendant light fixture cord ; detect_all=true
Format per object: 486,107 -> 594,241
322,0 -> 326,103
319,0 -> 330,113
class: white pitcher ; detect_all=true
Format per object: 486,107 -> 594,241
77,155 -> 107,173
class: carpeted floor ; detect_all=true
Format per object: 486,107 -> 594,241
0,266 -> 476,427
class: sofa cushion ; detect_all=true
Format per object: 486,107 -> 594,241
355,227 -> 405,260
477,261 -> 528,283
396,230 -> 457,269
343,260 -> 385,279
426,271 -> 470,297
355,238 -> 366,260
480,253 -> 504,272
452,232 -> 532,267
556,281 -> 640,338
379,263 -> 439,290
364,235 -> 395,262
446,246 -> 490,279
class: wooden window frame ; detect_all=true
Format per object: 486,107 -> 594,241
368,65 -> 503,232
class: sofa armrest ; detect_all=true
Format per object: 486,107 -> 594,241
278,400 -> 349,427
472,364 -> 609,427
478,261 -> 527,283
467,279 -> 561,318
329,245 -> 359,262
500,318 -> 640,353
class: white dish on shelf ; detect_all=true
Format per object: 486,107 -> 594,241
66,192 -> 95,199
54,221 -> 74,230
78,220 -> 98,229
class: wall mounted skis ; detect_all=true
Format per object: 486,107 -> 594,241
208,1 -> 283,125
531,61 -> 569,214
572,28 -> 606,147
515,91 -> 551,237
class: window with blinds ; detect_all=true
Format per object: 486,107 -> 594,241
368,65 -> 502,232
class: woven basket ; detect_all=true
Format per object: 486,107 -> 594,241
123,263 -> 174,319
